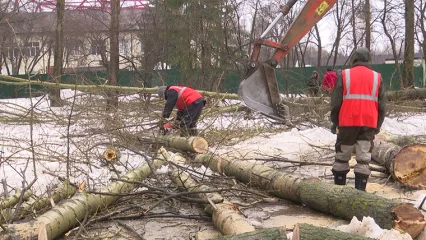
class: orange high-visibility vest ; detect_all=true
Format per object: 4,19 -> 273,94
168,86 -> 203,110
338,66 -> 380,128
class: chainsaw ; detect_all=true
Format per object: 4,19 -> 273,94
159,119 -> 180,135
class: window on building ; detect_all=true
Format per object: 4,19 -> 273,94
4,47 -> 20,59
119,38 -> 128,54
91,40 -> 106,55
26,42 -> 40,57
140,40 -> 144,56
66,38 -> 84,56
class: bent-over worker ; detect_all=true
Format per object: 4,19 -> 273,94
157,85 -> 205,136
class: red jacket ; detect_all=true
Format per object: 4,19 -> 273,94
168,86 -> 202,110
322,71 -> 338,92
338,66 -> 380,128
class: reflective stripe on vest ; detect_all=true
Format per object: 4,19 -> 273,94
178,87 -> 187,99
343,69 -> 379,102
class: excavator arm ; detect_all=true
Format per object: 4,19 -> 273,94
238,0 -> 336,124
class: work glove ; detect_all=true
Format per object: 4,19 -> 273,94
330,125 -> 338,134
374,128 -> 380,135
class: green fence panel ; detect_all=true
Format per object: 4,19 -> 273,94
0,64 -> 423,99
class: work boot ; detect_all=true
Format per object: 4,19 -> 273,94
355,173 -> 369,191
332,170 -> 349,185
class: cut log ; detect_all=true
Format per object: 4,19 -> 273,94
103,148 -> 120,161
140,135 -> 209,153
292,223 -> 373,240
168,165 -> 255,235
372,139 -> 426,189
0,190 -> 33,210
195,152 -> 426,239
1,148 -> 170,240
212,227 -> 287,240
2,181 -> 76,222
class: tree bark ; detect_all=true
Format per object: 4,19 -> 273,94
365,0 -> 371,50
106,0 -> 120,110
2,148 -> 170,240
292,223 -> 372,240
372,139 -> 426,189
49,0 -> 65,107
403,0 -> 415,88
139,135 -> 209,153
2,74 -> 426,102
385,88 -> 426,101
194,153 -> 426,239
212,227 -> 287,240
0,190 -> 33,210
168,166 -> 255,235
4,181 -> 76,222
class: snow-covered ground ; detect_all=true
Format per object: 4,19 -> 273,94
1,89 -> 426,239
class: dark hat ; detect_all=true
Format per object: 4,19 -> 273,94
350,47 -> 371,66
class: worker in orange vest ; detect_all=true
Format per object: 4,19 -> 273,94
157,85 -> 206,136
330,47 -> 386,191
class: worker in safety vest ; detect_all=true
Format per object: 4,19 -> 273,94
157,85 -> 206,136
330,47 -> 386,191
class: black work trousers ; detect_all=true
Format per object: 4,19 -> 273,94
176,98 -> 205,130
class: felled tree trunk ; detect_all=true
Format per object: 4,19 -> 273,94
385,88 -> 426,101
195,153 -> 426,239
2,181 -> 76,223
292,223 -> 372,240
140,135 -> 208,153
372,139 -> 426,189
2,148 -> 170,240
212,227 -> 287,240
168,165 -> 255,235
0,190 -> 33,210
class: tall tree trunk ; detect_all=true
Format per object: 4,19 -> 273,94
419,0 -> 426,85
381,0 -> 403,88
314,24 -> 322,69
332,0 -> 342,68
351,0 -> 357,49
365,0 -> 371,50
403,0 -> 415,88
107,0 -> 120,110
50,0 -> 64,107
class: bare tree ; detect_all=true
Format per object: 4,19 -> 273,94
403,0 -> 415,88
365,0 -> 371,49
415,0 -> 426,67
107,0 -> 120,110
379,0 -> 404,87
49,0 -> 65,107
313,24 -> 322,69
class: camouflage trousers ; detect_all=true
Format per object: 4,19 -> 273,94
332,126 -> 375,176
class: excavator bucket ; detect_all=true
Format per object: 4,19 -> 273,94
238,62 -> 290,123
238,0 -> 335,124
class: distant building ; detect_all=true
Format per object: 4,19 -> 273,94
0,9 -> 146,75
